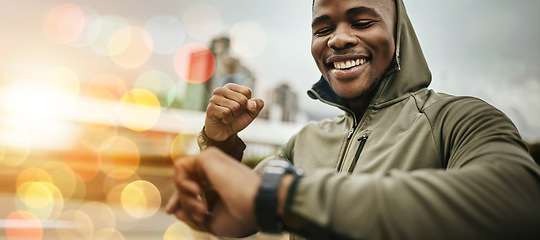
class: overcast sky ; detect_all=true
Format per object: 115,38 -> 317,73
1,0 -> 539,141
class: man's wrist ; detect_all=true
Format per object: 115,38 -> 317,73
277,174 -> 295,215
255,159 -> 302,233
197,127 -> 246,160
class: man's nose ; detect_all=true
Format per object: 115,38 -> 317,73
328,25 -> 358,50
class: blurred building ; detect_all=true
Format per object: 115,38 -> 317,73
182,36 -> 256,111
260,83 -> 300,123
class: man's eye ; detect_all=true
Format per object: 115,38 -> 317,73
352,21 -> 375,29
314,28 -> 333,36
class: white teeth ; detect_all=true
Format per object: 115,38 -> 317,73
333,58 -> 367,70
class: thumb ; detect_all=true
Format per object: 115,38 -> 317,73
247,99 -> 264,118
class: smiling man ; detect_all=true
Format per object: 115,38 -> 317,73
166,0 -> 540,239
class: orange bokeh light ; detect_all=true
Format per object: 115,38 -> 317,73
62,140 -> 101,182
99,136 -> 140,179
84,73 -> 128,101
16,168 -> 54,188
43,3 -> 85,44
109,26 -> 153,68
5,211 -> 43,240
174,43 -> 216,83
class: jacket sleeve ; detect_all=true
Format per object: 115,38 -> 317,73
282,98 -> 540,240
197,127 -> 246,161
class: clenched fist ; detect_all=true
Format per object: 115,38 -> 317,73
204,83 -> 264,141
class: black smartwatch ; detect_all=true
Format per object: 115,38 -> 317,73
255,159 -> 303,233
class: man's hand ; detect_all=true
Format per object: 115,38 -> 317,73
166,147 -> 260,237
205,83 -> 264,141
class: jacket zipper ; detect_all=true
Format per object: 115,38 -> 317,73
348,133 -> 368,173
337,125 -> 356,172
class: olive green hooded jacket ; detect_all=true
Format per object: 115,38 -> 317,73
275,0 -> 540,239
200,0 -> 540,239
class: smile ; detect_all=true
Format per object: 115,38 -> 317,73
331,58 -> 368,70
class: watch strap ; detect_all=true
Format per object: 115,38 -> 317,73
255,171 -> 284,233
255,160 -> 303,233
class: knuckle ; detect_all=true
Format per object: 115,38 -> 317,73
230,102 -> 242,112
213,87 -> 225,96
217,108 -> 231,119
224,83 -> 237,89
244,87 -> 252,96
238,96 -> 248,106
208,96 -> 219,104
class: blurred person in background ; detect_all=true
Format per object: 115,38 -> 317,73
166,0 -> 540,239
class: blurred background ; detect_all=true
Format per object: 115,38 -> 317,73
0,0 -> 539,239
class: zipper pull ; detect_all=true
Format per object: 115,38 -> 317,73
348,133 -> 369,173
359,133 -> 368,141
347,126 -> 355,139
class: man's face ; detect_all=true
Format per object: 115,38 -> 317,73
311,0 -> 396,100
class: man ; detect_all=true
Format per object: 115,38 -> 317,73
166,0 -> 540,239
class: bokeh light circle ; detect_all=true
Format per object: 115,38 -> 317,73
5,211 -> 43,240
68,170 -> 87,205
170,133 -> 197,161
163,222 -> 196,240
15,181 -> 64,220
45,66 -> 80,96
79,201 -> 116,230
230,21 -> 268,58
118,89 -> 161,131
68,6 -> 100,48
102,170 -> 141,197
144,15 -> 185,54
182,4 -> 223,41
99,136 -> 140,179
106,182 -> 139,223
62,140 -> 101,182
120,180 -> 162,218
109,26 -> 153,68
134,70 -> 176,109
55,210 -> 94,240
84,73 -> 128,101
88,15 -> 130,56
174,43 -> 216,83
42,161 -> 78,200
16,167 -> 53,188
0,128 -> 31,167
43,3 -> 85,44
16,181 -> 53,209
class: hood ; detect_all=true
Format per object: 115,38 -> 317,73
308,0 -> 432,110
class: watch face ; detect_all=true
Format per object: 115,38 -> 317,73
267,159 -> 291,168
264,159 -> 303,176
